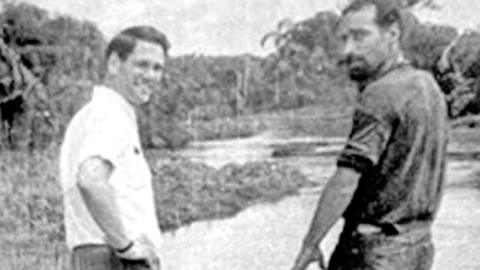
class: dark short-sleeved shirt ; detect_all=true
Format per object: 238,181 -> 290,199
338,63 -> 448,226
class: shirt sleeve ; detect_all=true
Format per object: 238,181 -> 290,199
337,87 -> 394,174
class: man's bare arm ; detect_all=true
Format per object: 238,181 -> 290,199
77,156 -> 161,269
302,167 -> 361,248
291,167 -> 361,270
76,156 -> 131,250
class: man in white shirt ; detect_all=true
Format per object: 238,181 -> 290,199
59,25 -> 169,270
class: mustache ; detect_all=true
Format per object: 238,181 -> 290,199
339,55 -> 366,66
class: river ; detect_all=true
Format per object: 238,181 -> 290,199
160,133 -> 480,270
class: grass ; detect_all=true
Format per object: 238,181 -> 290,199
0,146 -> 310,269
0,147 -> 67,269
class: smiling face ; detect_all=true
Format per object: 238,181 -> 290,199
337,4 -> 400,82
108,39 -> 166,106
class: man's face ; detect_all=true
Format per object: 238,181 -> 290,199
337,5 -> 396,82
118,40 -> 166,105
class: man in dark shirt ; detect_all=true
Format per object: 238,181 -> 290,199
291,0 -> 448,269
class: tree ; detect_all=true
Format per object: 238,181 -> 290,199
0,3 -> 51,148
0,36 -> 45,148
402,14 -> 458,71
0,2 -> 106,149
442,30 -> 480,116
261,11 -> 345,109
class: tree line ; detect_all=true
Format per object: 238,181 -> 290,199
0,1 -> 479,150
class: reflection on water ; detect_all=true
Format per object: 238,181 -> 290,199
177,132 -> 343,170
163,136 -> 480,270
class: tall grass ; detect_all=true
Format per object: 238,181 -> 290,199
0,146 -> 67,269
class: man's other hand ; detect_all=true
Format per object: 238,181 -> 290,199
291,245 -> 326,270
116,240 -> 161,270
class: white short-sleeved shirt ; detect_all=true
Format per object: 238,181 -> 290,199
59,85 -> 163,256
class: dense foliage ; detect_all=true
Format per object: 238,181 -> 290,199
0,2 -> 104,149
1,1 -> 480,149
0,3 -> 353,149
262,7 -> 480,119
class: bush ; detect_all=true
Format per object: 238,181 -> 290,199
148,151 -> 310,230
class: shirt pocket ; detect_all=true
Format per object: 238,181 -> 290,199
114,144 -> 151,191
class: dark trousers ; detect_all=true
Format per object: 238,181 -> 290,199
70,244 -> 150,270
328,225 -> 434,270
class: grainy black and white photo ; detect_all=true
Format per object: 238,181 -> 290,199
1,0 -> 479,269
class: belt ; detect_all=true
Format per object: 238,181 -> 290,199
73,243 -> 110,251
355,220 -> 432,236
356,223 -> 398,236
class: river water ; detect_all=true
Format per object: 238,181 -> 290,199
161,133 -> 480,270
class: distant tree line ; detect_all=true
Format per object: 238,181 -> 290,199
263,3 -> 480,118
1,1 -> 480,150
0,2 -> 351,149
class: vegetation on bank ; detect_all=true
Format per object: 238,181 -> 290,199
3,114 -> 480,269
147,151 -> 310,230
0,147 -> 310,269
2,1 -> 480,150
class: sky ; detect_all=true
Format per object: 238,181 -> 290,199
16,0 -> 480,56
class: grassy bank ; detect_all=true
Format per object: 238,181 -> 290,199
0,105 -> 346,269
5,107 -> 479,269
0,147 -> 310,269
0,147 -> 66,269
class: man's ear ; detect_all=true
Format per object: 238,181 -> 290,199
386,22 -> 401,42
106,53 -> 122,76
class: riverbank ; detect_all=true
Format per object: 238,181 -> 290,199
158,159 -> 480,270
147,151 -> 312,231
2,115 -> 480,269
0,146 -> 311,269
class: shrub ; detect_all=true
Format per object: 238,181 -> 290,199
148,151 -> 310,230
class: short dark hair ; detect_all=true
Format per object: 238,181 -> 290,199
342,0 -> 402,31
105,25 -> 171,61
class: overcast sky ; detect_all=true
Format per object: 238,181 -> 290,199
16,0 -> 480,56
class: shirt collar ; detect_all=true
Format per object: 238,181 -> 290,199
359,57 -> 411,92
92,85 -> 136,121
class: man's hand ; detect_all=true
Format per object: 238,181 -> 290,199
291,245 -> 326,270
116,239 -> 161,270
292,168 -> 360,270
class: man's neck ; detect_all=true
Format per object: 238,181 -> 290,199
358,53 -> 407,91
103,77 -> 134,107
103,77 -> 121,94
377,53 -> 407,77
